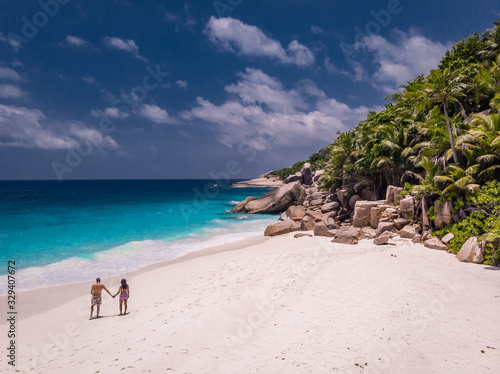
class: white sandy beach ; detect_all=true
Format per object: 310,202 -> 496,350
1,233 -> 500,374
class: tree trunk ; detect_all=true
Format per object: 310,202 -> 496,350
443,101 -> 459,164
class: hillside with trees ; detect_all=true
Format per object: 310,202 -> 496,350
275,19 -> 500,264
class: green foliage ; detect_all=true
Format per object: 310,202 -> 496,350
434,181 -> 500,263
271,161 -> 306,180
270,146 -> 332,180
439,33 -> 489,71
401,182 -> 414,197
271,18 -> 500,248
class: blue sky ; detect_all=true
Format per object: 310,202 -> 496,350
0,0 -> 499,180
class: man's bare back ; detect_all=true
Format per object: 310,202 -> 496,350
91,283 -> 107,296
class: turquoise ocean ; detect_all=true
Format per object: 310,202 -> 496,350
0,180 -> 276,294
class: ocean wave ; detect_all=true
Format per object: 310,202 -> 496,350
0,216 -> 277,295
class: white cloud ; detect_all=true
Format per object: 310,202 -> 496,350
103,37 -> 146,61
0,104 -> 118,150
65,35 -> 90,47
165,11 -> 180,23
82,74 -> 96,84
0,32 -> 21,51
354,30 -> 449,92
0,67 -> 21,81
205,17 -> 314,67
0,84 -> 25,99
182,68 -> 381,149
311,25 -> 324,35
324,57 -> 348,75
91,107 -> 129,119
176,80 -> 188,89
135,104 -> 171,124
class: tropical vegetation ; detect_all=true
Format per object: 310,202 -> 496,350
276,18 -> 500,263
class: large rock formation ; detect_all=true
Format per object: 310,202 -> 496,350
376,222 -> 395,237
424,238 -> 448,251
352,200 -> 386,227
313,170 -> 324,183
370,207 -> 382,229
300,216 -> 316,231
434,200 -> 453,230
399,196 -> 415,220
393,218 -> 410,230
313,221 -> 336,237
321,202 -> 340,213
301,163 -> 313,186
399,225 -> 418,239
386,186 -> 403,205
331,227 -> 365,245
231,196 -> 256,213
456,237 -> 484,263
285,172 -> 302,184
337,189 -> 349,208
285,205 -> 306,221
264,221 -> 297,236
349,195 -> 363,210
231,181 -> 305,214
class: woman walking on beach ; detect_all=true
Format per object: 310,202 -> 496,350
113,279 -> 130,316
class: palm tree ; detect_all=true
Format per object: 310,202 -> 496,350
411,156 -> 442,195
469,112 -> 500,180
479,18 -> 500,87
419,68 -> 470,164
434,164 -> 480,195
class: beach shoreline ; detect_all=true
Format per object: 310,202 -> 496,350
1,232 -> 499,373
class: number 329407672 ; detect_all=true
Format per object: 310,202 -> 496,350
8,260 -> 16,309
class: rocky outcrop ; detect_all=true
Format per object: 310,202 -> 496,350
400,225 -> 418,239
286,205 -> 306,221
386,186 -> 403,205
370,207 -> 382,229
331,227 -> 365,245
264,221 -> 297,236
337,189 -> 349,208
349,195 -> 362,210
285,172 -> 302,184
321,202 -> 340,213
393,218 -> 410,230
313,221 -> 336,237
231,173 -> 284,187
231,196 -> 256,213
313,170 -> 324,183
323,216 -> 340,230
376,222 -> 395,237
456,237 -> 484,263
441,233 -> 455,245
434,200 -> 453,230
399,196 -> 415,220
301,163 -> 313,186
353,200 -> 386,227
421,197 -> 431,230
233,181 -> 305,214
305,210 -> 323,222
374,234 -> 390,245
300,216 -> 316,231
424,238 -> 448,251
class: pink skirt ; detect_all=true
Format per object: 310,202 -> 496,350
120,293 -> 128,300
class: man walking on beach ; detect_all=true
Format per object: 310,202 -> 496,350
90,277 -> 113,320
